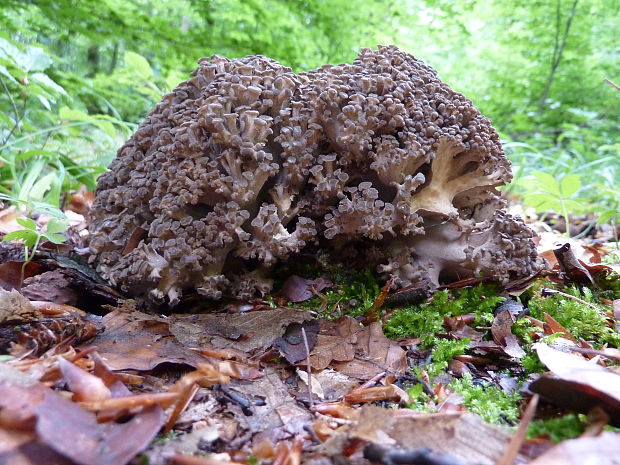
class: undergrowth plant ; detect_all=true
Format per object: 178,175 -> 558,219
517,172 -> 586,236
2,216 -> 68,285
0,35 -> 135,208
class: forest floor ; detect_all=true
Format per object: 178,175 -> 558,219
1,201 -> 620,465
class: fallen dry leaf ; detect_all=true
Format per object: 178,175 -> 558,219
169,308 -> 314,353
491,309 -> 526,359
91,310 -> 207,371
388,412 -> 518,465
279,275 -> 332,303
530,343 -> 620,426
36,390 -> 164,465
224,367 -> 313,444
528,432 -> 620,465
274,319 -> 320,364
308,317 -> 407,380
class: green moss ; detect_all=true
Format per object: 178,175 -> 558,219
384,284 -> 504,346
425,338 -> 470,377
449,374 -> 521,425
521,352 -> 546,374
406,382 -> 433,412
596,271 -> 620,300
528,285 -> 620,347
527,414 -> 585,442
292,268 -> 380,318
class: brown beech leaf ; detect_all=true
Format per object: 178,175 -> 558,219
58,357 -> 111,402
280,275 -> 332,303
36,390 -> 164,465
530,343 -> 620,426
21,269 -> 82,306
169,308 -> 314,354
308,317 -> 406,379
491,309 -> 526,359
224,367 -> 313,444
91,310 -> 207,371
331,321 -> 407,379
0,261 -> 46,290
344,384 -> 411,404
274,319 -> 320,364
21,268 -> 122,311
528,432 -> 620,465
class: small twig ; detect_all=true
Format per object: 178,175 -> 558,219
604,78 -> 620,92
541,288 -> 599,310
314,412 -> 354,425
301,326 -> 314,407
569,346 -> 620,362
348,371 -> 386,395
0,74 -> 22,145
364,442 -> 468,465
497,394 -> 539,465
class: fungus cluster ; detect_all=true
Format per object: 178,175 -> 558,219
89,45 -> 542,305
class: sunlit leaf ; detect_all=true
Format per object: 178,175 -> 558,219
15,217 -> 37,230
532,172 -> 561,195
598,210 -> 620,225
559,174 -> 581,197
19,45 -> 51,72
523,193 -> 560,212
3,229 -> 38,248
46,218 -> 69,234
124,51 -> 153,80
29,172 -> 56,201
30,72 -> 67,95
59,106 -> 92,122
44,232 -> 67,244
0,64 -> 18,83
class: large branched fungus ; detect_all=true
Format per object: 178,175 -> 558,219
89,46 -> 543,305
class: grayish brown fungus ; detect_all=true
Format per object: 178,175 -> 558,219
89,46 -> 543,305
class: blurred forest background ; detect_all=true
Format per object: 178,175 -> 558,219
0,0 -> 619,224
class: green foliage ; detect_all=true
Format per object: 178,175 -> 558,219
0,34 -> 130,207
528,286 -> 620,347
518,172 -> 587,236
527,414 -> 585,443
384,284 -> 504,346
449,374 -> 521,425
2,216 -> 69,284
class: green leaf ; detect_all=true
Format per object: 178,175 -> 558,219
59,106 -> 92,122
562,199 -> 587,213
43,232 -> 67,244
29,172 -> 56,202
124,51 -> 153,80
559,174 -> 581,197
3,229 -> 38,248
93,120 -> 116,138
523,193 -> 560,212
597,210 -> 620,225
19,45 -> 51,72
15,217 -> 37,230
29,202 -> 66,218
34,94 -> 51,110
0,64 -> 18,84
46,218 -> 69,234
30,72 -> 67,95
532,172 -> 561,195
17,160 -> 45,203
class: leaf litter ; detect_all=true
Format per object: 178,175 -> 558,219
0,202 -> 620,464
